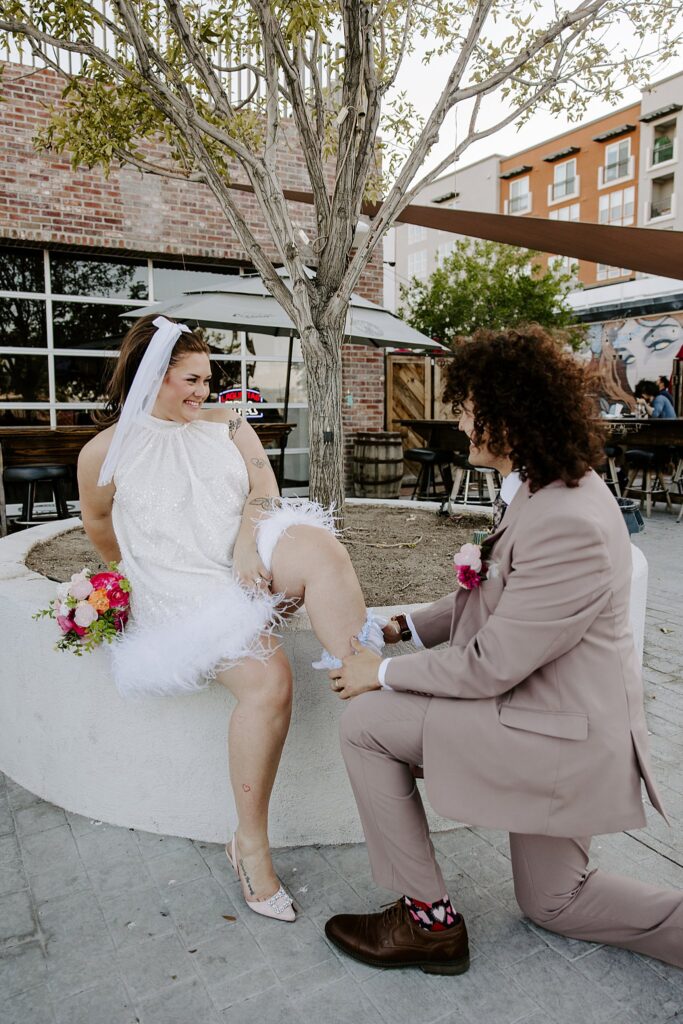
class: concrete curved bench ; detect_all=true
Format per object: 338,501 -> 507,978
0,519 -> 648,847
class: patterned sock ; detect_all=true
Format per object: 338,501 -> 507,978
403,894 -> 459,931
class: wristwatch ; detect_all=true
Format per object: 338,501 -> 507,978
393,613 -> 413,643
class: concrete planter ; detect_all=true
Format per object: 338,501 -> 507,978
0,511 -> 648,847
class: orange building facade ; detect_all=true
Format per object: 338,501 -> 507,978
498,103 -> 642,287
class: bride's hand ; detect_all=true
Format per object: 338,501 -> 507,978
233,538 -> 272,592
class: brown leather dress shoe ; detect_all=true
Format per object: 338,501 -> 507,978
325,899 -> 470,975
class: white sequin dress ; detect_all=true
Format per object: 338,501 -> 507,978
109,414 -> 333,699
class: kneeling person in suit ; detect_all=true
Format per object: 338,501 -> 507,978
325,325 -> 682,975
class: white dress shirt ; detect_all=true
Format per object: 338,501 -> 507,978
378,471 -> 523,689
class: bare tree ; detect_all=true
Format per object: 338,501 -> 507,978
0,0 -> 680,511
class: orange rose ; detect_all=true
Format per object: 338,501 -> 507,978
87,588 -> 110,613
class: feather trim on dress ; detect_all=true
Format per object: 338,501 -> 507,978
112,499 -> 336,699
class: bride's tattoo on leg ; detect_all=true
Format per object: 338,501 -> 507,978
239,858 -> 256,896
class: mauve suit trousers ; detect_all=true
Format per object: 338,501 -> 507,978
340,690 -> 683,969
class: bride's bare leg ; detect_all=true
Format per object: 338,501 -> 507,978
215,638 -> 292,901
270,525 -> 367,661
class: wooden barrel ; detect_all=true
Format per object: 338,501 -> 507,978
352,431 -> 404,498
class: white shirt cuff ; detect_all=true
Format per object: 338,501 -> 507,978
405,613 -> 424,649
378,658 -> 393,690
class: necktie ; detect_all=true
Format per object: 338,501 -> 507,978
491,494 -> 508,530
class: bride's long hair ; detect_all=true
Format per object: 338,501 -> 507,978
95,314 -> 210,426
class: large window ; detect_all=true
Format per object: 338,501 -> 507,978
598,187 -> 635,226
0,249 -> 310,488
550,159 -> 578,202
549,203 -> 580,222
508,176 -> 531,214
407,249 -> 428,281
601,139 -> 633,186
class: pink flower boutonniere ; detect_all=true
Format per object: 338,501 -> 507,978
453,542 -> 498,590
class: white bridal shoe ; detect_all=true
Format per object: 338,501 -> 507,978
225,836 -> 296,923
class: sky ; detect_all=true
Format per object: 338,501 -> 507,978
388,3 -> 683,186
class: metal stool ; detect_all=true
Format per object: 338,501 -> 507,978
447,455 -> 499,509
599,445 -> 621,497
623,449 -> 673,518
3,465 -> 71,528
403,448 -> 453,501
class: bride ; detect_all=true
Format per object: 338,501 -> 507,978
77,314 -> 383,923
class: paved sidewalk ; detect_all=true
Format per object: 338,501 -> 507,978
1,512 -> 682,1024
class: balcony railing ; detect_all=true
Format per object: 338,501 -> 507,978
650,195 -> 675,219
547,176 -> 580,204
598,155 -> 635,187
652,137 -> 675,165
507,193 -> 532,214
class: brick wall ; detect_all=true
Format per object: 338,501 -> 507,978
0,61 -> 386,486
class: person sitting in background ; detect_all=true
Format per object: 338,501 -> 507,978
657,375 -> 674,405
635,379 -> 676,419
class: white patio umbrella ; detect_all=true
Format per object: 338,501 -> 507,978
122,271 -> 446,486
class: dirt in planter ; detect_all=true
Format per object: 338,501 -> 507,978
26,504 -> 491,606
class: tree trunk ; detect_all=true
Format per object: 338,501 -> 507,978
301,322 -> 346,520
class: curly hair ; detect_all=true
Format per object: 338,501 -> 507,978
442,325 -> 605,492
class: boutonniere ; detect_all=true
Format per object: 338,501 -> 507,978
453,542 -> 500,590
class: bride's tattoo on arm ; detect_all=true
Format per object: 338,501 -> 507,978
250,457 -> 267,469
228,417 -> 243,440
249,496 -> 282,511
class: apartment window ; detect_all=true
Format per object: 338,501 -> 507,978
436,240 -> 456,263
408,224 -> 427,244
598,187 -> 635,226
652,120 -> 676,166
550,254 -> 579,277
603,139 -> 632,183
549,203 -> 580,222
509,176 -> 531,214
407,249 -> 429,280
650,174 -> 675,220
551,160 -> 578,201
596,264 -> 630,281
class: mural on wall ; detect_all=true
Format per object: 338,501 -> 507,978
585,312 -> 683,402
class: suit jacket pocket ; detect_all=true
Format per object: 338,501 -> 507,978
498,703 -> 588,741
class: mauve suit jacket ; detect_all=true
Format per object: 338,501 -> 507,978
385,470 -> 665,837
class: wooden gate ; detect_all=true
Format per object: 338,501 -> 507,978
386,354 -> 452,459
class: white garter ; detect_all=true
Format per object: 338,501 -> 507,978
254,498 -> 337,571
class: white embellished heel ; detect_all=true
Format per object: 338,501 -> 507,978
225,836 -> 296,923
312,609 -> 387,670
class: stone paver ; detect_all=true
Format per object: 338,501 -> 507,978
0,510 -> 681,1023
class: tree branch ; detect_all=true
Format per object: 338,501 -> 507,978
248,0 -> 331,230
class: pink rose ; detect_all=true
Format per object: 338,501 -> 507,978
69,572 -> 93,600
56,613 -> 74,634
74,601 -> 98,628
107,586 -> 130,609
90,571 -> 119,590
453,543 -> 482,574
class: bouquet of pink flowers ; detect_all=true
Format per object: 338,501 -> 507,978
34,565 -> 131,654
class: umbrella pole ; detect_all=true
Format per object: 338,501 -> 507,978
279,333 -> 294,492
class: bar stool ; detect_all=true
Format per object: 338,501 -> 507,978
3,465 -> 72,528
623,450 -> 673,518
403,447 -> 453,501
447,454 -> 499,510
599,445 -> 621,497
